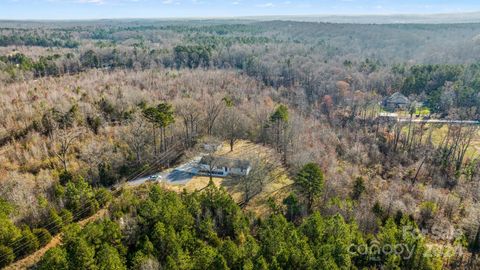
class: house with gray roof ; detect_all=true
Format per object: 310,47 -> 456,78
198,155 -> 252,177
383,92 -> 410,110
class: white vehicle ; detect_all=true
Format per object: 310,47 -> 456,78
147,174 -> 162,182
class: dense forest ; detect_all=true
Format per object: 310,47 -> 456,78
0,20 -> 480,269
36,183 -> 441,270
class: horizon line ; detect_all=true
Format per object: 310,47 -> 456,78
2,10 -> 480,22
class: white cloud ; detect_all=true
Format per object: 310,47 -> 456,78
74,0 -> 142,4
77,0 -> 104,4
256,2 -> 274,8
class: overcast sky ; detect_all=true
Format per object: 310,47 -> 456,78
1,0 -> 480,20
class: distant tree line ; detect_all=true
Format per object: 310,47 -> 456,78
1,22 -> 480,117
0,33 -> 79,48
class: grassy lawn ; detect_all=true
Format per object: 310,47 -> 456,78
379,105 -> 431,118
415,107 -> 431,116
469,132 -> 480,159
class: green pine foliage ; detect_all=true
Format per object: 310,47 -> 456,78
269,104 -> 289,123
37,247 -> 69,270
33,228 -> 52,247
295,163 -> 324,212
0,245 -> 15,268
35,184 -> 441,270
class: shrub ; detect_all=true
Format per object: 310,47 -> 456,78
95,188 -> 112,207
419,201 -> 438,228
282,193 -> 301,222
14,226 -> 39,257
60,209 -> 73,225
351,177 -> 366,200
59,170 -> 74,185
0,245 -> 15,268
33,228 -> 52,247
47,208 -> 64,235
37,247 -> 68,270
372,201 -> 384,218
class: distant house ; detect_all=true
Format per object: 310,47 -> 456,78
198,155 -> 252,177
383,92 -> 410,110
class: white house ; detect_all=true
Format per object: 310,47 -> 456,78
198,155 -> 252,177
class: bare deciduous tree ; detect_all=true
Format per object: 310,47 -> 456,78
175,99 -> 203,146
52,126 -> 83,172
122,114 -> 151,165
204,95 -> 225,135
217,107 -> 248,151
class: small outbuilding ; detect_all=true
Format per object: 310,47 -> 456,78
383,92 -> 410,110
198,155 -> 252,177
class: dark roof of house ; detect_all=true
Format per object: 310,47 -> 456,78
386,92 -> 410,104
199,156 -> 251,170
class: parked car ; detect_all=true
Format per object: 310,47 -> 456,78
147,174 -> 161,182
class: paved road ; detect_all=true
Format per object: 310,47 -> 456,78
397,118 -> 479,124
127,156 -> 202,186
378,114 -> 479,125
